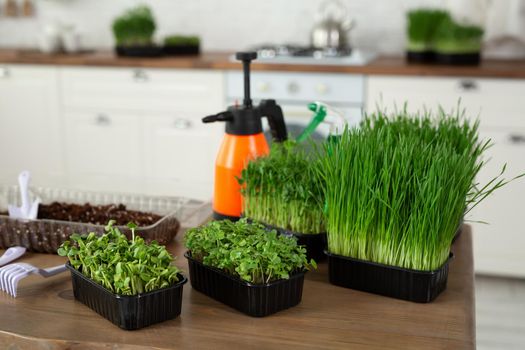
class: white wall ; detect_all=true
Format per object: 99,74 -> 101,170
0,0 -> 523,57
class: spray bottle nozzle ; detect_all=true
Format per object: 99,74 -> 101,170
235,51 -> 257,108
202,111 -> 234,123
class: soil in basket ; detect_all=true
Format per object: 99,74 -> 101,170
36,202 -> 162,226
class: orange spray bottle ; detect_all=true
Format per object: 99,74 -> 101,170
203,52 -> 287,220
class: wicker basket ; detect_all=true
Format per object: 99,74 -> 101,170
0,185 -> 209,253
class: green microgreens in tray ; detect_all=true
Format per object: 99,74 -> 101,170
112,5 -> 156,46
434,16 -> 484,54
316,107 -> 519,271
164,35 -> 200,47
58,221 -> 181,295
238,140 -> 325,234
185,219 -> 316,284
407,8 -> 450,51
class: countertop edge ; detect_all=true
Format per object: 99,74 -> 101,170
0,50 -> 524,79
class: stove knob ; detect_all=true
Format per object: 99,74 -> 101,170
257,82 -> 270,93
316,83 -> 329,95
288,82 -> 299,94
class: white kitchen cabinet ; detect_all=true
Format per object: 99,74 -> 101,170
61,67 -> 225,200
471,127 -> 525,277
0,65 -> 64,187
61,67 -> 224,113
143,113 -> 223,200
366,75 -> 525,277
64,110 -> 143,194
366,76 -> 525,128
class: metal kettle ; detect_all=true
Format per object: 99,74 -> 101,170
310,0 -> 354,50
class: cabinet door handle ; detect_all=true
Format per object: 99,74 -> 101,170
257,82 -> 270,93
509,134 -> 525,144
95,114 -> 111,126
459,80 -> 478,91
288,82 -> 299,94
316,83 -> 329,95
133,69 -> 149,82
0,67 -> 10,78
173,118 -> 192,129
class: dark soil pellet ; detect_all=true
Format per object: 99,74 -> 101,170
35,202 -> 162,226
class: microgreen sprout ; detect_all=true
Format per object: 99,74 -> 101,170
185,219 -> 316,284
238,140 -> 325,234
316,107 -> 521,271
58,221 -> 181,295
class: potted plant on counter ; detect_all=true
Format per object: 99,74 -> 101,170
434,17 -> 484,65
163,35 -> 201,55
406,8 -> 449,63
238,141 -> 327,261
317,108 -> 518,302
58,221 -> 187,330
184,219 -> 316,317
112,5 -> 162,57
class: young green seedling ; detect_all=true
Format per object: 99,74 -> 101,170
58,220 -> 181,295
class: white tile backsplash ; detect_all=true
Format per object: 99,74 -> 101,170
0,0 -> 523,57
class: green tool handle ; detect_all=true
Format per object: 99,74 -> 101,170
296,103 -> 327,143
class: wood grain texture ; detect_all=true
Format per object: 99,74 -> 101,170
0,225 -> 475,350
0,49 -> 523,79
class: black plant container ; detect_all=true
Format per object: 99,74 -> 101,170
66,263 -> 187,330
246,219 -> 327,262
326,252 -> 453,303
435,52 -> 481,65
406,50 -> 435,63
163,44 -> 200,56
185,252 -> 305,317
115,45 -> 164,58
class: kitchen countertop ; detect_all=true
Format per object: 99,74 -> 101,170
0,49 -> 524,78
0,222 -> 475,349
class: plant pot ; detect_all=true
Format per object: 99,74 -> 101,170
434,52 -> 481,65
163,44 -> 200,56
406,50 -> 435,63
65,263 -> 187,330
256,221 -> 327,262
115,45 -> 163,58
325,251 -> 453,303
185,252 -> 305,317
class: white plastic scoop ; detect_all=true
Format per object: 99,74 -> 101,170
0,247 -> 26,267
8,171 -> 40,220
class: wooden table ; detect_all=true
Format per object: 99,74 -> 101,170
0,226 -> 475,349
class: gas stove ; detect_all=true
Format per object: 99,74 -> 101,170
234,44 -> 375,66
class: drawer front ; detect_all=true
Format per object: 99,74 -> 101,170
64,110 -> 143,175
227,71 -> 364,104
471,127 -> 525,277
61,67 -> 224,114
366,76 -> 525,128
144,113 -> 223,200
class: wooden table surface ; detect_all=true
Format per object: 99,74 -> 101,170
0,226 -> 475,350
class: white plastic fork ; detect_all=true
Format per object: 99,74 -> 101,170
0,263 -> 67,297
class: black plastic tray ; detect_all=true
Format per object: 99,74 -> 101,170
66,263 -> 187,330
163,44 -> 200,56
115,45 -> 164,57
185,252 -> 305,317
246,219 -> 327,261
435,52 -> 480,65
326,252 -> 453,303
406,50 -> 435,63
